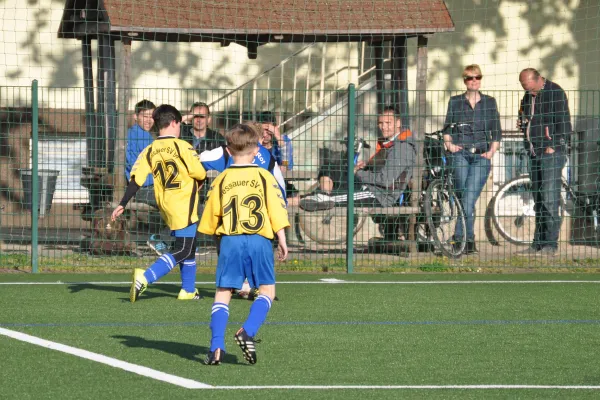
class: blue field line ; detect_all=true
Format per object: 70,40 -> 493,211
1,319 -> 599,329
2,280 -> 600,285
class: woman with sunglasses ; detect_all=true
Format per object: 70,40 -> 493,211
443,64 -> 502,254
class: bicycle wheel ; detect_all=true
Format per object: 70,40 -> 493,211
424,179 -> 466,258
492,175 -> 566,246
297,208 -> 367,245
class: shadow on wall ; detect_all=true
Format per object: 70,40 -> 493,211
425,0 -> 595,90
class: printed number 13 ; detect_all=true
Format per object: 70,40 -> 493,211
223,195 -> 264,233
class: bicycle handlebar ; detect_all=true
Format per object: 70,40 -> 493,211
425,122 -> 472,140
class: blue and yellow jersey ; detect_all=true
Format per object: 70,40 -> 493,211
130,136 -> 206,230
199,164 -> 290,239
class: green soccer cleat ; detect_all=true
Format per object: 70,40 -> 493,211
204,348 -> 224,365
130,268 -> 147,303
176,288 -> 203,300
234,328 -> 257,365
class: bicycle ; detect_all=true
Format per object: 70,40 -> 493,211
422,123 -> 468,258
491,160 -> 600,246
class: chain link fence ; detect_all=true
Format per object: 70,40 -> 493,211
1,85 -> 599,272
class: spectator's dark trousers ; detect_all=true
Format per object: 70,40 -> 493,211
530,151 -> 566,250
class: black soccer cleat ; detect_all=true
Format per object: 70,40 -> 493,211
204,348 -> 224,365
248,288 -> 279,301
234,328 -> 257,364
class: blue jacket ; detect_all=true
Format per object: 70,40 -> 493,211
200,144 -> 287,201
125,124 -> 154,187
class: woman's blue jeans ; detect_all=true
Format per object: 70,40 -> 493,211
450,150 -> 491,241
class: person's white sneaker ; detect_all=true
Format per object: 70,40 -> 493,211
299,191 -> 335,211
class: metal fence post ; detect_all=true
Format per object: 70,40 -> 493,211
346,84 -> 356,273
31,80 -> 39,273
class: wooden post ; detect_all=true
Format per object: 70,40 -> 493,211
82,36 -> 95,166
409,35 -> 429,253
391,36 -> 409,127
113,38 -> 131,204
374,42 -> 385,114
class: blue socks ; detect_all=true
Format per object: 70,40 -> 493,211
179,258 -> 196,293
209,295 -> 273,352
144,254 -> 176,284
210,303 -> 230,352
242,295 -> 272,337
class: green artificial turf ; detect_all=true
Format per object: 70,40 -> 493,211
1,273 -> 599,399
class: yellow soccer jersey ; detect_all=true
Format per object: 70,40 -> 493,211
199,165 -> 290,239
130,136 -> 206,230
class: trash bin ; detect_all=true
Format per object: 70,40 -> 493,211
19,169 -> 60,217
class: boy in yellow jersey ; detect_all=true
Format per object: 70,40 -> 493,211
111,104 -> 207,302
200,123 -> 289,365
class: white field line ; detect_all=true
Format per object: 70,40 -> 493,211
213,385 -> 600,390
0,327 -> 212,389
2,328 -> 599,391
1,280 -> 600,285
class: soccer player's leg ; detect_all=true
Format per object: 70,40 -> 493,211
177,256 -> 202,300
130,252 -> 177,303
171,229 -> 201,300
205,288 -> 232,365
235,235 -> 275,364
130,268 -> 148,303
176,234 -> 202,300
205,235 -> 246,365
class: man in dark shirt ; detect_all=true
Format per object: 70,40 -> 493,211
180,102 -> 225,254
517,68 -> 572,256
180,102 -> 225,153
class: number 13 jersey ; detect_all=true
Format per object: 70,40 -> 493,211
130,136 -> 207,230
199,164 -> 290,239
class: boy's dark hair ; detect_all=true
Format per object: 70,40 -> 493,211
135,99 -> 156,115
152,104 -> 182,131
256,111 -> 277,124
189,101 -> 210,115
225,123 -> 260,156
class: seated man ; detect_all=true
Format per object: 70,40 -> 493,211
300,106 -> 416,214
180,101 -> 225,254
180,102 -> 225,153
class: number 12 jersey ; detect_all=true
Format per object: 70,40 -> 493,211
130,136 -> 207,230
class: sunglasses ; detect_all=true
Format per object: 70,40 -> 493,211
464,75 -> 482,81
193,114 -> 208,119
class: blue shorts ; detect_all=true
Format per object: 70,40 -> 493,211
171,222 -> 198,238
215,234 -> 275,290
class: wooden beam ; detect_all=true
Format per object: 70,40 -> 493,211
113,38 -> 131,204
374,42 -> 385,114
81,36 -> 95,165
409,35 -> 429,252
391,36 -> 409,127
